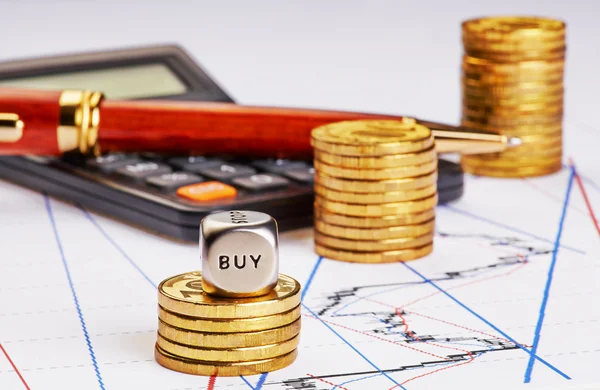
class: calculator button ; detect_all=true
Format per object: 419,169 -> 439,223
283,167 -> 315,183
177,181 -> 237,202
85,154 -> 141,173
146,172 -> 203,191
115,162 -> 172,181
253,159 -> 308,174
169,156 -> 224,172
140,152 -> 168,161
199,164 -> 256,182
232,174 -> 290,192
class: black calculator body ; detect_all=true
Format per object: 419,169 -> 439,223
0,45 -> 316,240
0,45 -> 463,241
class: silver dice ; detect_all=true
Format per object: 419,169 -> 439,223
200,210 -> 279,298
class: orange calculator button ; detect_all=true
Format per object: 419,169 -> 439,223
177,181 -> 237,202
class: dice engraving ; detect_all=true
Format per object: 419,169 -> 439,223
200,210 -> 279,297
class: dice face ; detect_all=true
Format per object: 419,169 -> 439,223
200,210 -> 279,298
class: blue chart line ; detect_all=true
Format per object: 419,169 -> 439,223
303,304 -> 405,390
240,373 -> 268,390
44,196 -> 106,390
240,256 -> 324,390
80,207 -> 157,289
524,167 -> 575,383
400,262 -> 570,381
443,205 -> 584,255
304,256 -> 406,389
254,373 -> 268,389
240,376 -> 254,389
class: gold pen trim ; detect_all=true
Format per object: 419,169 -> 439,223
57,90 -> 103,155
0,113 -> 24,143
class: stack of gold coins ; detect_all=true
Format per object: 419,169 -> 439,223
311,119 -> 437,263
460,16 -> 566,177
155,271 -> 301,376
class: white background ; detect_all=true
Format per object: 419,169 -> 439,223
0,0 -> 598,127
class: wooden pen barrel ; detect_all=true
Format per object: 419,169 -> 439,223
0,88 -> 62,155
97,100 -> 397,159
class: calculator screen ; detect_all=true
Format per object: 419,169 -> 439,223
0,63 -> 188,99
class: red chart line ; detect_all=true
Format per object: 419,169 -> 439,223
0,343 -> 31,390
306,373 -> 349,390
358,257 -> 530,389
207,375 -> 217,390
570,158 -> 600,239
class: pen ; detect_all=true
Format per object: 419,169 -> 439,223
0,88 -> 520,158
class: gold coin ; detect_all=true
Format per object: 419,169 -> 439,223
158,305 -> 301,333
471,138 -> 562,154
463,91 -> 564,107
462,152 -> 562,168
462,160 -> 562,178
509,136 -> 562,149
156,333 -> 300,362
155,345 -> 297,377
462,113 -> 562,127
463,101 -> 563,115
463,55 -> 565,71
463,76 -> 563,91
314,159 -> 437,180
315,218 -> 435,240
462,65 -> 564,83
461,119 -> 562,134
483,144 -> 562,158
315,171 -> 437,193
469,143 -> 562,161
463,85 -> 564,100
463,96 -> 563,110
315,242 -> 433,263
513,130 -> 562,142
462,38 -> 566,54
463,70 -> 564,85
462,17 -> 566,40
463,94 -> 564,108
462,59 -> 564,80
311,119 -> 433,156
315,194 -> 437,217
158,272 -> 300,319
505,139 -> 563,153
158,318 -> 301,348
315,231 -> 433,252
314,183 -> 436,204
463,92 -> 563,107
315,206 -> 435,227
464,46 -> 565,61
314,146 -> 436,169
463,33 -> 565,45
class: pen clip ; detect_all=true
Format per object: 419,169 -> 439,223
0,113 -> 23,143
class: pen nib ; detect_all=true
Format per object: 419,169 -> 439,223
506,136 -> 522,148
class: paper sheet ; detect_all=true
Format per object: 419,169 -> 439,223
1,122 -> 599,390
1,1 -> 600,387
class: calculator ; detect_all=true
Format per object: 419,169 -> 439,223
0,45 -> 463,241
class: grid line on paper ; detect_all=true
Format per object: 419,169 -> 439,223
443,204 -> 584,254
81,207 -> 158,289
240,256 -> 324,389
303,304 -> 405,389
400,261 -> 570,381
